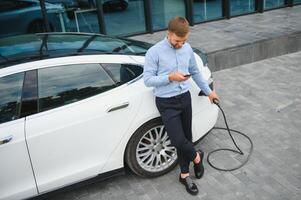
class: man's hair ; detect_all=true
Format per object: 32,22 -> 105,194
168,17 -> 190,37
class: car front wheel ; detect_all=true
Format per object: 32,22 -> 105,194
125,118 -> 178,177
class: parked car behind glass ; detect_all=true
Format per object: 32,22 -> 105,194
0,0 -> 67,38
78,0 -> 129,11
45,0 -> 79,9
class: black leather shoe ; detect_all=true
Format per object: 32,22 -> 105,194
194,150 -> 204,179
179,175 -> 199,195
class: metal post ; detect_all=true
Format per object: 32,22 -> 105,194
74,10 -> 80,32
95,0 -> 106,34
255,0 -> 264,13
222,0 -> 231,19
144,0 -> 153,33
58,13 -> 66,32
39,0 -> 51,32
185,0 -> 194,26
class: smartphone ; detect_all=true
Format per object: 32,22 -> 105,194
184,74 -> 191,77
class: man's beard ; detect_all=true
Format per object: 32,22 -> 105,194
172,43 -> 181,49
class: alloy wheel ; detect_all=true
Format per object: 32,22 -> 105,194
136,125 -> 177,173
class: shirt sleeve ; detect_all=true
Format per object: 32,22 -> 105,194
188,50 -> 212,96
143,48 -> 170,87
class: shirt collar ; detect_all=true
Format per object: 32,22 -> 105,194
164,37 -> 174,49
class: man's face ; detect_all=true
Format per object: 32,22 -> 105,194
167,31 -> 189,49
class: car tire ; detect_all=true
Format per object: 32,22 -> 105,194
125,118 -> 178,177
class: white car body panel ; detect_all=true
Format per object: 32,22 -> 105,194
24,55 -> 143,193
0,119 -> 37,200
26,84 -> 143,193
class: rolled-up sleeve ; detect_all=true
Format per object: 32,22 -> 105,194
143,49 -> 170,87
189,50 -> 212,95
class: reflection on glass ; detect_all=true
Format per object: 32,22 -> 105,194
230,0 -> 255,16
294,0 -> 301,4
45,0 -> 100,33
102,63 -> 143,85
38,64 -> 115,112
0,0 -> 67,38
264,0 -> 284,10
104,0 -> 146,36
0,73 -> 24,124
152,0 -> 185,30
193,0 -> 222,23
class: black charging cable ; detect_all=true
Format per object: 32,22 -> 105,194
206,98 -> 254,171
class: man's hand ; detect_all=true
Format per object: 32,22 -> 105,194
168,72 -> 189,82
208,90 -> 219,104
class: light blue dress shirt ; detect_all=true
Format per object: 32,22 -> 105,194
143,37 -> 212,98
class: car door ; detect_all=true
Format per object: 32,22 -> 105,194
0,72 -> 38,200
25,58 -> 143,193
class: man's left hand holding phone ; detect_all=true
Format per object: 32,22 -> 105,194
168,72 -> 191,82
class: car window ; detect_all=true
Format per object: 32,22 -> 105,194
0,73 -> 24,124
101,63 -> 143,85
38,63 -> 116,112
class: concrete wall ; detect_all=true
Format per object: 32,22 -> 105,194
207,31 -> 301,71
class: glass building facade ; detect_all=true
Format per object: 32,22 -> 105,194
193,0 -> 223,23
230,0 -> 255,16
0,0 -> 299,39
152,0 -> 186,30
104,0 -> 146,35
264,0 -> 285,10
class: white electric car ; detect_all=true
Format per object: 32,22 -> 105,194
0,33 -> 218,200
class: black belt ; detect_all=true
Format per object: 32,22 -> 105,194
157,91 -> 189,100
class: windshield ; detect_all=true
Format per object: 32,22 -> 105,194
0,33 -> 153,68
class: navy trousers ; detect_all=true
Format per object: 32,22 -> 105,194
155,91 -> 197,173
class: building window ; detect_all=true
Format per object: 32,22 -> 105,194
264,0 -> 285,10
0,0 -> 64,37
104,0 -> 146,36
0,0 -> 299,38
230,0 -> 255,16
152,0 -> 186,30
43,0 -> 101,34
193,0 -> 222,23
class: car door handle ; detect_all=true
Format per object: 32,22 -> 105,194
0,135 -> 13,145
107,102 -> 129,113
